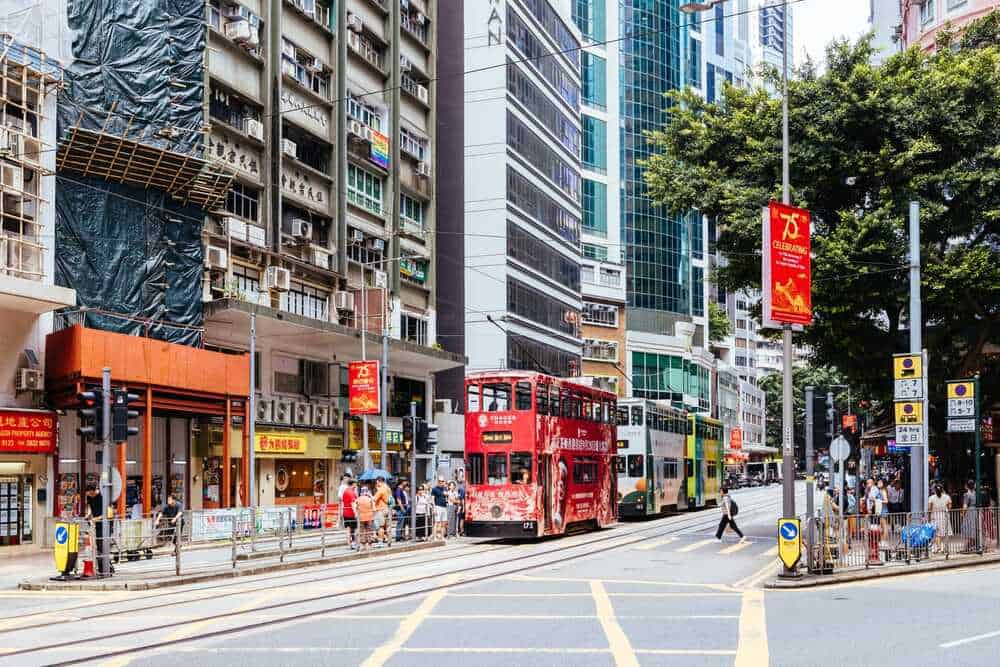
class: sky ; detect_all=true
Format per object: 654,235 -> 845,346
794,0 -> 872,66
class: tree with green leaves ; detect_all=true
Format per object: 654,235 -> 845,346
708,300 -> 731,344
644,17 -> 1000,428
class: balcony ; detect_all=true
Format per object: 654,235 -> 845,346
347,31 -> 387,74
0,234 -> 75,314
401,10 -> 430,47
400,73 -> 429,106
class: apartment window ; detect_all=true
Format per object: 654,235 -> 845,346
347,163 -> 384,216
506,7 -> 580,109
692,266 -> 704,317
225,182 -> 260,222
599,267 -> 621,287
706,63 -> 716,103
920,0 -> 936,24
582,302 -> 617,327
714,3 -> 725,56
582,115 -> 607,172
507,63 -> 580,155
507,278 -> 579,335
400,194 -> 426,234
946,0 -> 967,9
349,31 -> 387,71
518,0 -> 580,66
281,38 -> 330,98
400,127 -> 428,161
284,124 -> 330,174
688,37 -> 701,87
507,334 -> 581,378
582,244 -> 607,262
583,339 -> 618,362
582,179 -> 607,236
347,93 -> 384,132
507,166 -> 580,245
401,313 -> 428,346
507,222 -> 581,290
581,52 -> 607,109
507,113 -> 580,200
581,265 -> 595,283
572,0 -> 606,42
210,87 -> 260,133
280,281 -> 329,321
232,264 -> 260,302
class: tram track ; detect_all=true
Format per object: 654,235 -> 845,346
1,491 -> 783,664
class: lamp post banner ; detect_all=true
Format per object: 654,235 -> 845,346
348,360 -> 381,415
762,202 -> 812,326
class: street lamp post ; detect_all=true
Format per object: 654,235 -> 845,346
683,0 -> 797,574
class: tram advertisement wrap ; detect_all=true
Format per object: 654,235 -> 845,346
762,201 -> 812,326
466,486 -> 537,522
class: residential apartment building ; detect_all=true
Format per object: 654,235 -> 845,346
897,0 -> 999,51
459,0 -> 585,378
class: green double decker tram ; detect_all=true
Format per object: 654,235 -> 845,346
686,413 -> 724,509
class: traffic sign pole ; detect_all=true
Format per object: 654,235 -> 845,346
974,375 -> 982,507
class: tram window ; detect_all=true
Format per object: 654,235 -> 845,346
631,406 -> 643,426
685,458 -> 694,477
515,382 -> 532,411
536,384 -> 549,415
604,401 -> 614,423
627,455 -> 643,478
467,384 -> 480,412
487,454 -> 509,485
582,399 -> 593,421
664,458 -> 679,479
707,461 -> 718,479
550,388 -> 560,416
510,452 -> 532,484
466,454 -> 484,485
614,455 -> 626,475
483,382 -> 511,411
616,407 -> 629,426
573,458 -> 599,484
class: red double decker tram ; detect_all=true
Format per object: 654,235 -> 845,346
464,371 -> 618,538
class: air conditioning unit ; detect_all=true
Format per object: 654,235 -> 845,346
282,139 -> 297,159
347,13 -> 363,33
348,119 -> 364,137
399,55 -> 412,72
1,163 -> 23,190
273,398 -> 294,425
416,84 -> 429,104
243,26 -> 260,49
291,218 -> 312,240
334,291 -> 355,311
247,224 -> 266,247
309,245 -> 330,269
245,118 -> 264,141
16,368 -> 43,392
222,216 -> 247,240
255,397 -> 274,423
294,401 -> 313,426
367,237 -> 386,253
206,246 -> 228,270
312,403 -> 331,427
265,265 -> 291,292
349,228 -> 365,243
372,269 -> 388,289
362,125 -> 375,142
416,161 -> 431,178
225,20 -> 252,42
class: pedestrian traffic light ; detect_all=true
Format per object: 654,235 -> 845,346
825,391 -> 837,442
112,388 -> 140,442
76,389 -> 104,442
402,415 -> 414,449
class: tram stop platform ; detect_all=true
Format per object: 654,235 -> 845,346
19,536 -> 445,592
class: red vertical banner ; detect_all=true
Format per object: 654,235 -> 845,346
762,201 -> 812,326
348,360 -> 380,415
730,427 -> 743,451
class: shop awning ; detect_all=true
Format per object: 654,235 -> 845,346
204,298 -> 466,376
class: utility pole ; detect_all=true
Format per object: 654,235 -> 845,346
100,367 -> 112,577
248,310 -> 256,507
409,401 -> 417,540
805,386 -> 815,519
908,202 -> 926,514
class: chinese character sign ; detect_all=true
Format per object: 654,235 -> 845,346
255,434 -> 307,454
348,360 -> 380,415
0,410 -> 57,454
762,202 -> 812,326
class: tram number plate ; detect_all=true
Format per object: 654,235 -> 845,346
482,431 -> 513,444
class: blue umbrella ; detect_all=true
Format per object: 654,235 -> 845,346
358,468 -> 393,481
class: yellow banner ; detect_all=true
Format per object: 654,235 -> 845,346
893,354 -> 922,379
947,381 -> 974,399
255,433 -> 307,455
894,401 -> 923,425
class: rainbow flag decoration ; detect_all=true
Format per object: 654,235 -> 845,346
370,130 -> 390,169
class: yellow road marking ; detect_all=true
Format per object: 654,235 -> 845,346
633,537 -> 677,551
719,541 -> 752,555
590,580 -> 640,667
676,538 -> 717,553
361,574 -> 459,667
735,588 -> 769,667
509,574 -> 736,591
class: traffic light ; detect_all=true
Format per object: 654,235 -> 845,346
825,391 -> 837,442
402,416 -> 414,449
112,388 -> 140,441
76,389 -> 104,442
415,420 -> 438,454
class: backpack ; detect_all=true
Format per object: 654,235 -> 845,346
729,497 -> 739,516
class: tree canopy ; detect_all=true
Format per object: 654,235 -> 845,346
644,16 -> 1000,421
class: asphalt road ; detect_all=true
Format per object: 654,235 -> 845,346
1,482 -> 996,666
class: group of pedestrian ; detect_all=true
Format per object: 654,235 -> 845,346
337,472 -> 465,550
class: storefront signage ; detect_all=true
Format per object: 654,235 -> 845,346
762,202 -> 812,326
370,130 -> 390,169
348,360 -> 381,415
0,410 -> 56,454
255,433 -> 307,454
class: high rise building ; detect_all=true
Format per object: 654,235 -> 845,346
897,0 -> 999,52
459,0 -> 585,379
867,0 -> 903,64
752,0 -> 794,91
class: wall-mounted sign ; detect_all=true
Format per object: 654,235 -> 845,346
255,434 -> 307,455
762,202 -> 812,326
0,410 -> 57,454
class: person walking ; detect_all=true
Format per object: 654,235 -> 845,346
84,484 -> 110,575
341,478 -> 358,549
394,481 -> 410,542
154,494 -> 182,545
961,480 -> 978,551
715,487 -> 745,543
928,484 -> 953,553
431,477 -> 449,540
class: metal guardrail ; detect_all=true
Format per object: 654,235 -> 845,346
806,506 -> 1000,574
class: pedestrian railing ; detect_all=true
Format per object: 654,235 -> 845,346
806,506 -> 1000,574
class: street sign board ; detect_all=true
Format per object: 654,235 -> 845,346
946,381 -> 976,418
830,436 -> 850,462
893,354 -> 923,379
895,424 -> 924,446
893,378 -> 922,400
894,401 -> 923,425
777,518 -> 801,569
947,418 -> 976,433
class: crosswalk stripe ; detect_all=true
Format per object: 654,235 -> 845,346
718,541 -> 752,555
676,538 -> 717,553
761,545 -> 778,558
633,537 -> 678,551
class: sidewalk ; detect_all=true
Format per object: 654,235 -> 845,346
766,551 -> 1000,589
18,535 -> 445,592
